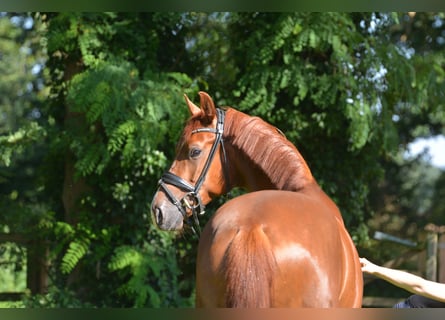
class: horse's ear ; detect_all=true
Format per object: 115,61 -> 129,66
184,93 -> 201,116
198,91 -> 216,124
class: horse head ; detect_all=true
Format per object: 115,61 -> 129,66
151,92 -> 229,231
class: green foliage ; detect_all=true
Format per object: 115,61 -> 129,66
61,239 -> 90,275
0,242 -> 27,292
0,122 -> 46,167
66,60 -> 192,178
0,13 -> 46,135
26,12 -> 199,307
232,13 -> 362,117
108,228 -> 193,307
22,286 -> 95,308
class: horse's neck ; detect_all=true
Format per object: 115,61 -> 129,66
224,108 -> 314,192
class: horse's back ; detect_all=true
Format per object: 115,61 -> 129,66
195,189 -> 362,308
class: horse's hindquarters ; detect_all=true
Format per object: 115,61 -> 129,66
195,190 -> 363,308
271,245 -> 340,307
336,221 -> 363,307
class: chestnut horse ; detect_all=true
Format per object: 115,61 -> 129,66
151,91 -> 363,307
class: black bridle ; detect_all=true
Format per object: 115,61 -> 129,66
157,108 -> 229,233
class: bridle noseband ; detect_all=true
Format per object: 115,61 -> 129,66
157,108 -> 229,233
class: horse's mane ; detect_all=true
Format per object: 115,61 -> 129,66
225,108 -> 314,191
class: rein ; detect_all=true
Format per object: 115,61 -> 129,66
157,108 -> 229,234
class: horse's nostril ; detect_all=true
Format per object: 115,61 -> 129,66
154,207 -> 163,226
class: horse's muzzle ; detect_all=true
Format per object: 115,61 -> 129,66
151,196 -> 184,231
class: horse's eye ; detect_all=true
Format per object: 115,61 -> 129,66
189,148 -> 202,159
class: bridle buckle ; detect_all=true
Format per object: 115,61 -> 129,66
181,192 -> 205,215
